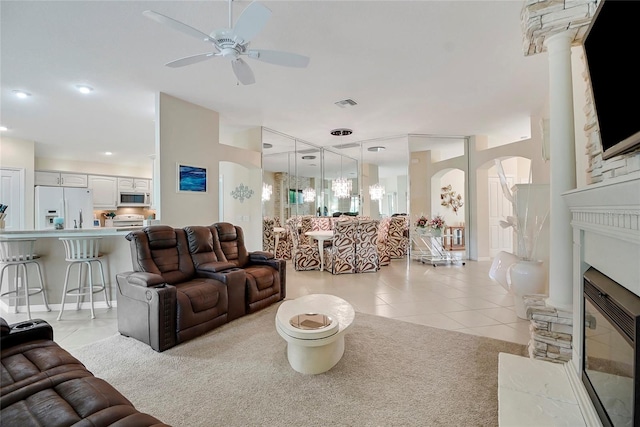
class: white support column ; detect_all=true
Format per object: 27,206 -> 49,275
545,32 -> 576,311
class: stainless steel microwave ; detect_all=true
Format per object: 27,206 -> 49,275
118,191 -> 151,207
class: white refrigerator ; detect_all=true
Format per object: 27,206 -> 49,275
35,186 -> 94,229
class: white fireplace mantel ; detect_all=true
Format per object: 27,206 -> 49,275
563,173 -> 640,294
563,173 -> 639,424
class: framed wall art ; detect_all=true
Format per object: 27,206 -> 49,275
177,163 -> 208,193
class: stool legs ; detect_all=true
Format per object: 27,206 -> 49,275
0,261 -> 50,320
95,259 -> 111,310
58,259 -> 110,320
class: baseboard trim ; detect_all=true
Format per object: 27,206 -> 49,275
1,300 -> 117,313
564,362 -> 603,427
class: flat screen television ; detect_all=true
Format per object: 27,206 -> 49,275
288,189 -> 303,205
583,0 -> 640,160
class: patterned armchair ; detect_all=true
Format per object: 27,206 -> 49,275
356,219 -> 380,273
388,216 -> 409,259
312,217 -> 332,231
323,221 -> 357,275
377,217 -> 391,266
274,226 -> 292,260
263,217 -> 276,253
263,217 -> 291,260
300,216 -> 313,245
290,224 -> 321,271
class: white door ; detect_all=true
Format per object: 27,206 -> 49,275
0,168 -> 25,230
488,176 -> 513,257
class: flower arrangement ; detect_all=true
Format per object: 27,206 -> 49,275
428,214 -> 446,231
440,184 -> 464,215
415,215 -> 429,228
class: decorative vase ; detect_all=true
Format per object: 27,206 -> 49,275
507,259 -> 546,319
432,228 -> 442,237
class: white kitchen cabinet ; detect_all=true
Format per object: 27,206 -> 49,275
117,177 -> 150,192
35,171 -> 88,187
88,175 -> 118,209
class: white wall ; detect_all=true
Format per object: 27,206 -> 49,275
156,92 -> 220,228
220,161 -> 262,251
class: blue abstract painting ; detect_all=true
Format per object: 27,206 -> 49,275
178,164 -> 207,192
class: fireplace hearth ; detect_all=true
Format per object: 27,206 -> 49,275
582,267 -> 640,427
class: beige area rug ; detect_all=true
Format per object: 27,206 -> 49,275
71,304 -> 526,427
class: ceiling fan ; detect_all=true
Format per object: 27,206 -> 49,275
143,0 -> 310,85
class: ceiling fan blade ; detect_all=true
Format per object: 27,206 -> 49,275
143,10 -> 211,42
247,49 -> 310,68
231,58 -> 256,85
166,53 -> 217,68
231,1 -> 272,44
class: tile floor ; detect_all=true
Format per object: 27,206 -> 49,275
1,256 -> 531,351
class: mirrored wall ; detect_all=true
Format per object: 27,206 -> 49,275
262,128 -> 361,221
262,128 -> 409,222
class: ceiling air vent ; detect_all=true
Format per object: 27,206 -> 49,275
333,142 -> 360,149
298,148 -> 320,154
334,99 -> 357,108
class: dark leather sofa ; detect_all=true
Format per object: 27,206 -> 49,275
0,317 -> 167,427
116,223 -> 286,352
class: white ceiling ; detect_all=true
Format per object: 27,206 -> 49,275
1,0 -> 548,176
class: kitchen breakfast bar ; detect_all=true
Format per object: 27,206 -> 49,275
0,227 -> 140,315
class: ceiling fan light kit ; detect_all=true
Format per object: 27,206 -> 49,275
143,0 -> 310,85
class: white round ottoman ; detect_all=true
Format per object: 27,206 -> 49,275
275,294 -> 355,374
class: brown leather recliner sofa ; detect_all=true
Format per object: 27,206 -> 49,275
116,223 -> 286,352
0,317 -> 167,426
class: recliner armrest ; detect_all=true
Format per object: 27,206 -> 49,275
121,271 -> 166,288
249,254 -> 283,270
116,272 -> 174,300
196,261 -> 237,273
249,251 -> 275,262
0,319 -> 53,349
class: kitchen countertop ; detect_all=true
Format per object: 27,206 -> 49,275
0,226 -> 143,239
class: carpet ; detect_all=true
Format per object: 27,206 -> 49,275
70,304 -> 526,426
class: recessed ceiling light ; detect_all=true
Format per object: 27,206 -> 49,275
104,151 -> 113,156
0,126 -> 7,132
12,90 -> 31,99
367,146 -> 386,152
301,155 -> 316,160
75,85 -> 94,94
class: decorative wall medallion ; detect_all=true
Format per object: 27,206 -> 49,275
231,183 -> 254,203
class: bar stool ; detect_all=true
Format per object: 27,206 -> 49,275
58,237 -> 111,320
0,239 -> 51,320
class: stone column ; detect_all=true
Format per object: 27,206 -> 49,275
544,32 -> 576,311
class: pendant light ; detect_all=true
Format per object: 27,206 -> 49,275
262,183 -> 272,201
330,128 -> 353,200
369,183 -> 385,201
302,187 -> 316,202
